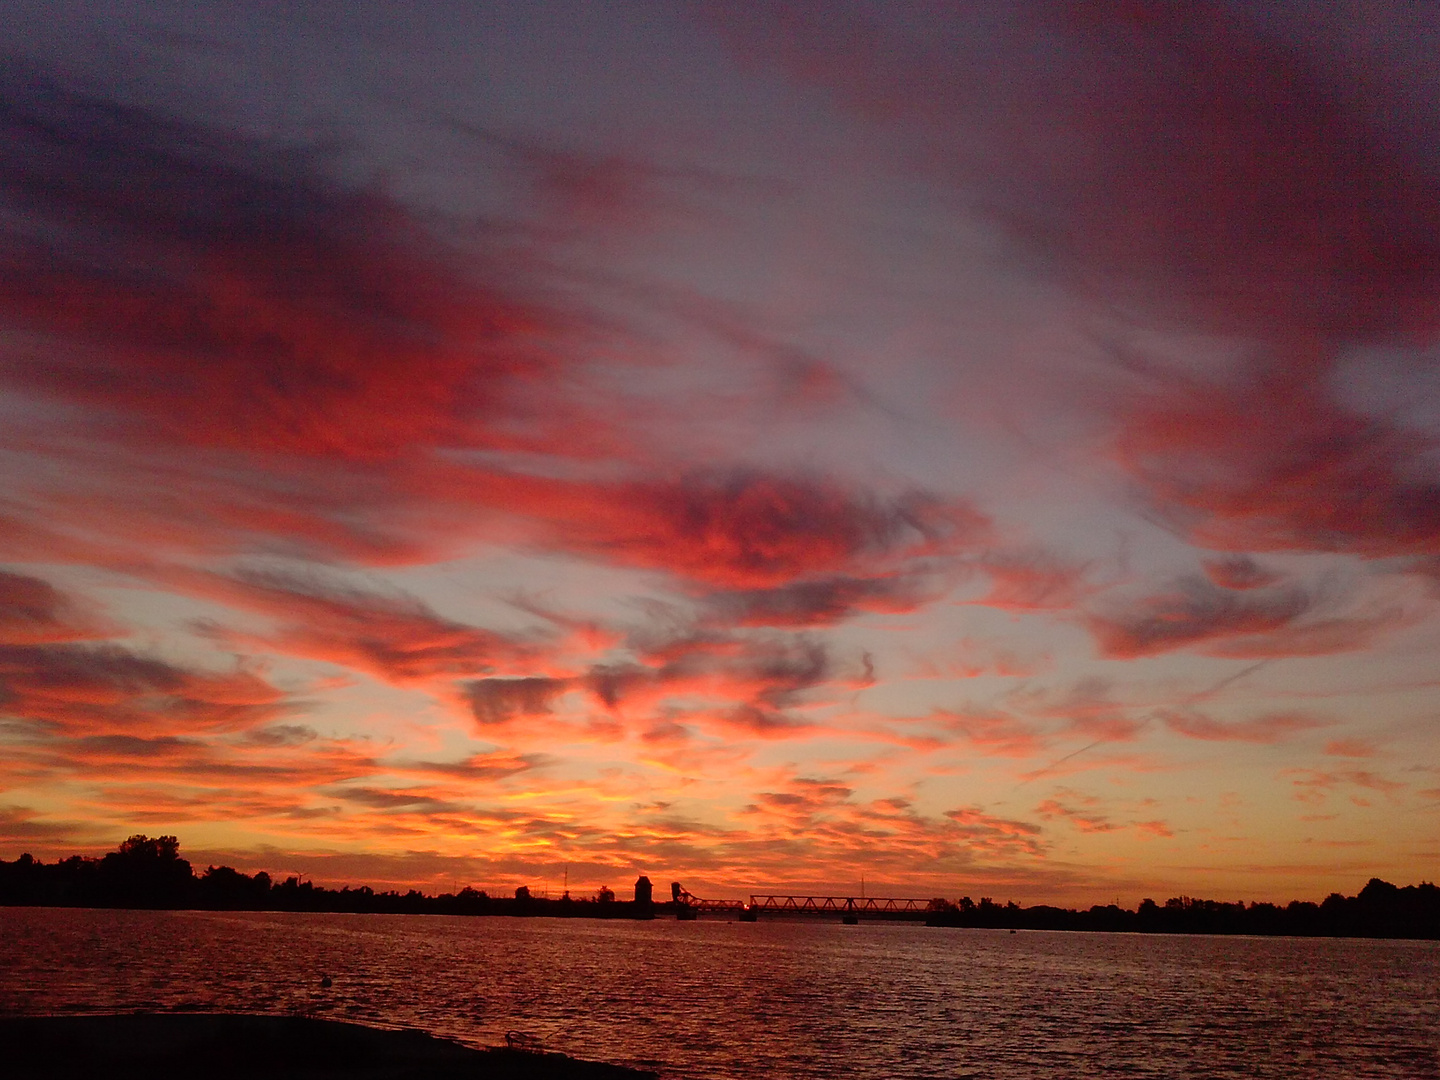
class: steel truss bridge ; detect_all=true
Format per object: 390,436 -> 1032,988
671,883 -> 937,920
749,894 -> 932,915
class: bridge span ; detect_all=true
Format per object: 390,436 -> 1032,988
749,894 -> 933,916
671,882 -> 940,921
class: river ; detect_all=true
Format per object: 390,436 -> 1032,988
2,907 -> 1437,1078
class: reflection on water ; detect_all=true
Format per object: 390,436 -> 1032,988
3,908 -> 1438,1079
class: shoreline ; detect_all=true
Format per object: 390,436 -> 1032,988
1,1012 -> 660,1079
3,899 -> 1436,941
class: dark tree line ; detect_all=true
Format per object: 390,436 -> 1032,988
924,879 -> 1440,939
3,836 -> 1437,938
0,836 -> 653,918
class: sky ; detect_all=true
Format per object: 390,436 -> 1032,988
1,0 -> 1438,906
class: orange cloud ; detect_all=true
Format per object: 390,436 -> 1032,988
1035,797 -> 1118,834
930,707 -> 1049,759
1035,788 -> 1174,838
0,642 -> 288,737
1285,769 -> 1407,805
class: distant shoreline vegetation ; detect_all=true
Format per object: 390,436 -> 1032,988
2,835 -> 1436,940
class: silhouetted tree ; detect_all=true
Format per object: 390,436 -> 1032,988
96,834 -> 193,907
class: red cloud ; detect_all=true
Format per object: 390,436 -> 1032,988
1115,376 -> 1440,562
711,3 -> 1440,334
0,642 -> 288,737
174,567 -> 540,685
731,774 -> 1048,864
702,574 -> 935,628
1035,798 -> 1118,834
974,550 -> 1093,612
941,806 -> 1045,856
468,677 -> 570,727
0,806 -> 87,846
0,75 -> 575,566
1202,609 -> 1403,660
745,778 -> 854,823
1089,572 -> 1402,659
1202,556 -> 1279,591
391,751 -> 547,781
714,5 -> 1440,565
1035,788 -> 1173,837
1161,709 -> 1324,744
1,720 -> 383,816
1285,768 -> 1407,804
0,73 -> 553,465
1089,576 -> 1311,658
1,68 -> 987,635
0,570 -> 112,645
475,469 -> 985,592
1324,738 -> 1377,759
931,707 -> 1049,759
0,576 -> 291,748
1014,677 -> 1149,744
462,628 -> 851,739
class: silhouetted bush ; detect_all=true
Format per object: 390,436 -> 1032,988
924,877 -> 1439,938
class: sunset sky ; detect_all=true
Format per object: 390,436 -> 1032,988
2,1 -> 1438,906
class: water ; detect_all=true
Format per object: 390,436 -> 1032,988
2,908 -> 1438,1079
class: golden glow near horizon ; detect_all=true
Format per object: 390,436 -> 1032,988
1,2 -> 1438,907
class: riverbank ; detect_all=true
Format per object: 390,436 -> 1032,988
1,1013 -> 659,1079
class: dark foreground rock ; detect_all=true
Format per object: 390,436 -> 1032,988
0,1013 -> 659,1080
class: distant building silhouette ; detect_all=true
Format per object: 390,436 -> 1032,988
634,876 -> 652,905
